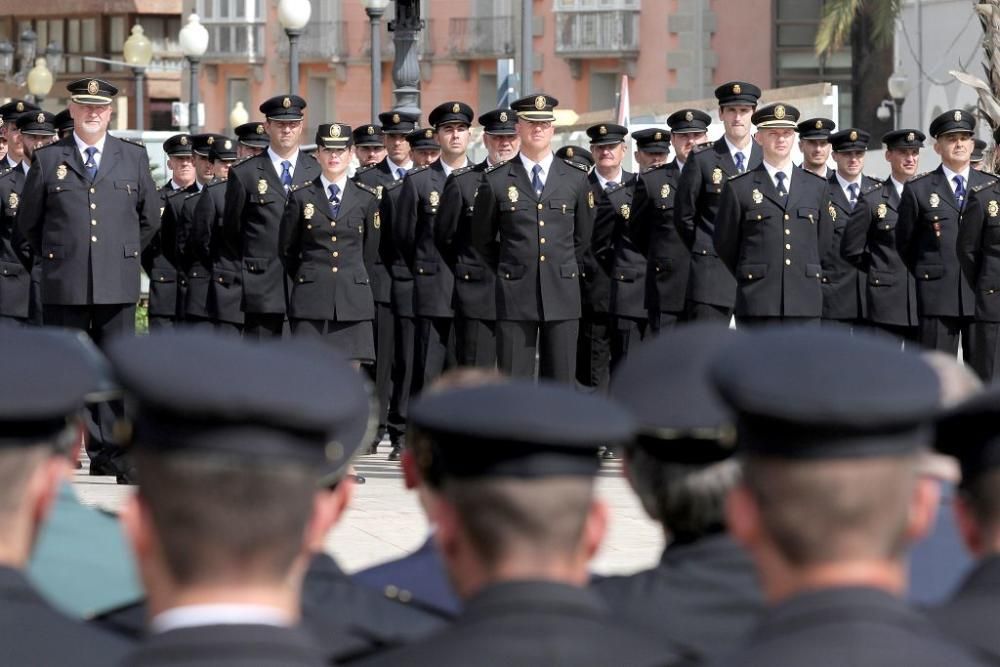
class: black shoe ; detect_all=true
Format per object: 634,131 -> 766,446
600,446 -> 618,460
387,444 -> 402,461
90,451 -> 138,485
368,440 -> 379,455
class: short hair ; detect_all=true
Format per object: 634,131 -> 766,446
443,476 -> 594,570
0,446 -> 53,533
135,450 -> 318,587
625,447 -> 740,542
743,454 -> 920,566
960,468 -> 1000,536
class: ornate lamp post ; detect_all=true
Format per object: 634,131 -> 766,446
887,68 -> 912,132
362,0 -> 390,123
179,13 -> 209,134
278,0 -> 312,95
388,0 -> 422,116
123,25 -> 154,131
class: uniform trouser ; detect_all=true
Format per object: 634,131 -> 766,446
43,303 -> 135,464
181,316 -> 215,331
366,301 -> 395,440
685,300 -> 732,324
243,313 -> 284,339
576,310 -> 611,390
968,321 -> 1000,382
872,322 -> 921,344
148,315 -> 174,330
455,316 -> 497,367
387,314 -> 416,443
611,316 -> 648,371
411,316 -> 456,398
919,315 -> 973,363
215,321 -> 243,336
736,316 -> 820,329
821,318 -> 872,336
497,319 -> 578,383
649,310 -> 682,334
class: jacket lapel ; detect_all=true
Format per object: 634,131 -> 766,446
783,167 -> 812,215
58,139 -> 88,181
539,156 -> 565,200
752,164 -> 784,209
91,137 -> 121,187
255,155 -> 285,199
293,152 -> 320,188
929,167 -> 959,213
509,157 -> 538,203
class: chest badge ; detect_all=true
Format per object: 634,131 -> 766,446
712,167 -> 723,185
429,190 -> 440,207
588,190 -> 595,209
829,205 -> 837,222
620,203 -> 630,220
876,203 -> 888,219
660,183 -> 670,199
751,189 -> 763,205
56,164 -> 68,180
257,179 -> 268,196
303,202 -> 314,220
373,211 -> 381,229
929,192 -> 940,208
507,186 -> 518,204
7,192 -> 17,209
989,200 -> 999,218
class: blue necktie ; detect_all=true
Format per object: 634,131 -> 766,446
84,147 -> 98,181
280,160 -> 293,191
531,164 -> 543,198
328,183 -> 341,218
775,171 -> 787,198
396,167 -> 406,181
734,151 -> 746,173
954,175 -> 966,209
605,181 -> 618,192
848,183 -> 859,210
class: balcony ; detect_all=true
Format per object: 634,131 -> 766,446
277,20 -> 348,62
448,16 -> 515,60
202,20 -> 266,62
360,19 -> 435,61
554,10 -> 640,58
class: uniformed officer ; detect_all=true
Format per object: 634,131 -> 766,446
713,103 -> 833,325
233,120 -> 269,157
797,117 -> 836,178
0,99 -> 40,172
629,131 -> 668,172
667,108 -> 711,171
678,81 -> 763,323
971,138 -> 989,171
896,109 -> 993,360
842,129 -> 925,342
0,327 -> 131,664
400,102 -> 474,397
353,123 -> 386,168
53,109 -> 75,141
435,108 -> 520,368
353,380 -> 685,667
222,94 -> 320,339
470,94 -> 595,383
555,145 -> 594,170
406,127 -> 442,166
279,123 -> 380,366
822,128 -> 877,329
190,133 -> 220,189
711,327 -> 987,667
593,324 -> 764,662
355,110 -> 417,187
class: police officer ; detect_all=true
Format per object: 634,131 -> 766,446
711,327 -> 986,667
471,94 -> 595,383
0,99 -> 39,172
713,103 -> 833,325
353,380 -> 685,667
353,123 -> 386,168
222,94 -> 320,339
972,138 -> 990,171
233,120 -> 269,158
822,128 -> 877,330
279,123 -> 381,366
53,109 -> 75,140
896,109 -> 992,360
678,82 -> 763,323
555,145 -> 594,170
667,108 -> 711,171
843,129 -> 925,342
435,108 -> 520,368
593,324 -> 764,662
399,102 -> 474,396
797,117 -> 836,178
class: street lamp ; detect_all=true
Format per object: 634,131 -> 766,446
278,0 -> 311,95
179,13 -> 209,134
230,101 -> 249,131
389,0 -> 422,116
887,67 -> 912,131
363,0 -> 390,123
26,57 -> 52,103
123,25 -> 154,132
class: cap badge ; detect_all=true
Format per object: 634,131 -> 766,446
654,131 -> 662,141
180,136 -> 188,146
8,192 -> 18,209
56,164 -> 67,180
849,130 -> 858,141
685,111 -> 694,122
256,124 -> 265,135
373,210 -> 381,228
282,97 -> 291,109
712,167 -> 723,185
588,190 -> 595,209
733,84 -> 742,94
774,105 -> 786,120
224,140 -> 232,149
907,132 -> 915,142
877,203 -> 888,219
87,80 -> 99,96
257,179 -> 268,195
816,120 -> 823,129
954,110 -> 963,122
599,125 -> 607,135
499,111 -> 508,123
15,101 -> 23,112
36,112 -> 44,123
367,125 -> 375,135
392,113 -> 400,124
303,202 -> 314,220
534,95 -> 546,111
565,147 -> 574,157
508,186 -> 519,203
660,183 -> 670,199
752,189 -> 763,204
207,136 -> 215,145
425,128 -> 433,138
330,124 -> 342,138
929,192 -> 940,208
452,103 -> 460,113
989,200 -> 999,218
620,203 -> 630,220
429,191 -> 440,207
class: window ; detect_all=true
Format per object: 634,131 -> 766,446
227,78 -> 250,128
307,77 -> 329,126
478,71 -> 498,115
589,71 -> 617,112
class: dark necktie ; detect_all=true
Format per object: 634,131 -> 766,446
280,160 -> 293,191
328,183 -> 341,218
605,181 -> 618,192
735,151 -> 746,174
775,171 -> 788,198
84,147 -> 98,181
953,174 -> 966,209
396,167 -> 406,181
848,183 -> 859,210
531,164 -> 543,198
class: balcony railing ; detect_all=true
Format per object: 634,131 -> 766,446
360,19 -> 435,61
554,10 -> 639,57
448,16 -> 515,59
277,20 -> 348,62
202,20 -> 266,62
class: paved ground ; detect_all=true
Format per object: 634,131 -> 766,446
73,447 -> 664,576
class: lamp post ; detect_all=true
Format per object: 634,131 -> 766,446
26,57 -> 52,104
179,13 -> 209,134
123,25 -> 154,131
887,67 -> 912,131
388,0 -> 422,116
278,0 -> 311,95
362,0 -> 389,124
230,101 -> 249,131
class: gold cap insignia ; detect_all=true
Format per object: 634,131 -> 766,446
330,124 -> 342,138
654,131 -> 662,141
954,110 -> 963,122
8,192 -> 18,209
752,189 -> 763,204
36,112 -> 44,123
392,113 -> 400,124
712,167 -> 723,185
685,111 -> 694,122
224,140 -> 232,149
877,203 -> 888,219
429,191 -> 440,207
452,103 -> 460,113
620,203 -> 630,220
56,164 -> 67,180
508,186 -> 519,203
256,124 -> 265,135
774,105 -> 786,120
15,102 -> 23,112
907,132 -> 915,142
989,200 -> 999,217
207,136 -> 215,145
733,84 -> 742,94
180,136 -> 188,145
282,97 -> 291,109
425,128 -> 433,138
660,183 -> 670,198
929,192 -> 940,208
500,111 -> 508,123
599,125 -> 607,135
303,202 -> 314,220
566,147 -> 574,157
87,80 -> 99,95
367,125 -> 375,135
257,179 -> 268,195
816,120 -> 823,129
534,95 -> 546,111
849,130 -> 858,141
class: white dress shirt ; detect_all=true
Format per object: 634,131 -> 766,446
151,603 -> 292,635
595,168 -> 625,190
519,151 -> 555,189
762,160 -> 793,194
386,157 -> 413,180
73,131 -> 108,169
441,157 -> 471,178
891,176 -> 906,199
835,172 -> 863,204
268,147 -> 300,182
724,136 -> 753,170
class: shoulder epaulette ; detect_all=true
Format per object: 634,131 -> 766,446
117,136 -> 146,149
407,165 -> 429,176
972,178 -> 999,193
862,181 -> 883,196
909,171 -> 933,182
354,181 -> 379,197
183,189 -> 203,200
691,142 -> 714,155
642,162 -> 669,174
450,164 -> 476,178
729,170 -> 755,181
165,187 -> 190,200
229,156 -> 252,169
564,158 -> 589,172
485,159 -> 509,174
354,163 -> 377,176
383,178 -> 404,192
289,181 -> 311,193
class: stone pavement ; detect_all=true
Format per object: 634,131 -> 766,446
73,449 -> 664,576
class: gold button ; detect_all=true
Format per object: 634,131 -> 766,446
924,273 -> 929,279
89,188 -> 95,194
537,203 -> 543,210
158,276 -> 164,281
784,214 -> 790,220
91,220 -> 97,226
875,279 -> 880,285
540,238 -> 546,244
331,236 -> 337,242
540,255 -> 546,261
91,235 -> 97,242
463,274 -> 469,280
619,274 -> 625,279
333,251 -> 339,258
701,250 -> 707,255
756,214 -> 762,220
331,222 -> 336,227
218,277 -> 224,283
505,273 -> 510,278
748,274 -> 753,279
384,585 -> 399,599
785,229 -> 790,235
785,243 -> 791,250
539,220 -> 544,226
298,277 -> 304,282
418,268 -> 424,273
90,203 -> 96,209
785,259 -> 791,265
332,267 -> 339,273
398,589 -> 413,603
306,224 -> 312,230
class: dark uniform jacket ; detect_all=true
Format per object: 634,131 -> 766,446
719,586 -> 989,667
957,177 -> 1000,322
0,566 -> 131,666
470,155 -> 595,322
434,161 -> 497,321
355,164 -> 413,318
352,535 -> 462,618
354,160 -> 399,305
631,160 -> 689,316
0,167 -> 33,319
582,170 -> 633,314
842,178 -> 919,327
222,150 -> 320,315
928,554 -> 1000,663
179,187 -> 210,319
189,179 -> 244,326
677,138 -> 763,308
822,173 -> 877,320
145,183 -> 195,319
896,166 -> 994,318
714,164 -> 833,318
279,177 -> 379,322
17,134 -> 160,305
604,174 -> 648,319
351,581 -> 685,667
395,160 -> 455,318
592,534 -> 763,663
